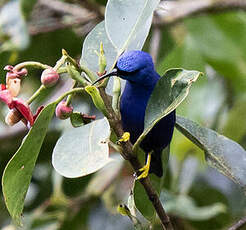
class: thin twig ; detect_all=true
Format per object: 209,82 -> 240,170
228,216 -> 246,230
99,88 -> 173,230
155,0 -> 246,27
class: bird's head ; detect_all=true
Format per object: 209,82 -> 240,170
93,50 -> 157,86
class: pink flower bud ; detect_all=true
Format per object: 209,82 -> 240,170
56,101 -> 73,120
41,68 -> 59,88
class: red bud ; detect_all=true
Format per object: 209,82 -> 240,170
41,68 -> 59,88
55,101 -> 73,120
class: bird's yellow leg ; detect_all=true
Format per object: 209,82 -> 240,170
118,132 -> 130,143
137,152 -> 152,180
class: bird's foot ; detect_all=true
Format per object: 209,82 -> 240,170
117,132 -> 130,143
137,153 -> 151,180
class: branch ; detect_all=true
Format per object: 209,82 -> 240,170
228,216 -> 246,230
28,0 -> 99,35
99,88 -> 173,230
155,0 -> 246,27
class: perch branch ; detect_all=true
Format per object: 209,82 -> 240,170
98,88 -> 173,230
228,216 -> 246,230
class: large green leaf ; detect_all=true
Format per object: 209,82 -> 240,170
52,118 -> 111,178
81,21 -> 117,73
133,68 -> 202,150
105,0 -> 159,52
175,115 -> 246,193
2,102 -> 56,225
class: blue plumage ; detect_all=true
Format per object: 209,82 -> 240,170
93,50 -> 175,177
117,50 -> 176,177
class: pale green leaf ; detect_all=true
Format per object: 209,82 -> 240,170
81,21 -> 117,73
52,118 -> 111,178
105,0 -> 160,52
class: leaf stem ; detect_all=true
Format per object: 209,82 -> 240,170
80,64 -> 97,82
13,62 -> 51,71
53,55 -> 67,71
112,77 -> 121,115
27,85 -> 46,105
55,87 -> 84,104
66,65 -> 89,87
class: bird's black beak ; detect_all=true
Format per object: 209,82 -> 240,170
92,68 -> 118,85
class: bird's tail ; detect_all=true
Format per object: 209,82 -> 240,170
149,151 -> 163,177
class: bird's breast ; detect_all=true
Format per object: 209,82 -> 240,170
120,82 -> 153,143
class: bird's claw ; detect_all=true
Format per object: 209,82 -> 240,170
137,164 -> 150,180
117,132 -> 130,144
136,152 -> 152,180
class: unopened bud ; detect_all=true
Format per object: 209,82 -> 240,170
41,68 -> 59,88
56,101 -> 73,120
5,109 -> 22,126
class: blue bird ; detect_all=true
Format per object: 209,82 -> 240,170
93,50 -> 176,178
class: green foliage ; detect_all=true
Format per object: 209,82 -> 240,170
105,0 -> 159,52
176,115 -> 246,192
2,102 -> 56,225
134,68 -> 202,149
70,112 -> 85,128
52,118 -> 111,178
81,21 -> 117,73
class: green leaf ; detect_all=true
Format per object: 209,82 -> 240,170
52,118 -> 111,178
2,102 -> 56,225
105,0 -> 160,52
175,115 -> 246,193
20,0 -> 37,19
133,68 -> 202,150
70,112 -> 84,128
134,147 -> 169,220
160,191 -> 226,220
81,21 -> 117,73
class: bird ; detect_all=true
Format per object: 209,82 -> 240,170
93,50 -> 176,179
